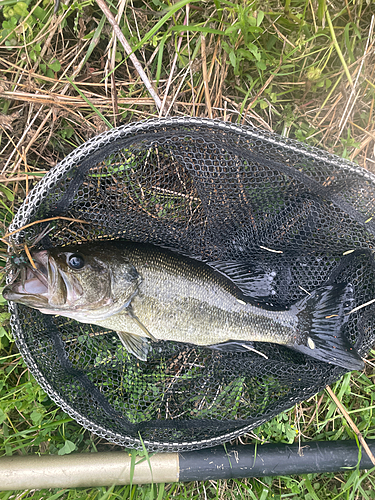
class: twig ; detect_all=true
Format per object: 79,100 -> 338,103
201,35 -> 212,119
326,385 -> 375,466
159,9 -> 188,116
107,0 -> 127,126
23,243 -> 36,269
3,217 -> 90,240
0,175 -> 47,182
305,393 -> 325,429
165,66 -> 191,117
336,14 -> 375,142
95,0 -> 162,111
185,5 -> 196,116
347,297 -> 375,315
0,90 -> 155,108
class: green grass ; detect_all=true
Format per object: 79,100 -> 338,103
1,0 -> 375,497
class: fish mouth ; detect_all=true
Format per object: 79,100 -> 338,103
3,250 -> 82,311
3,250 -> 49,308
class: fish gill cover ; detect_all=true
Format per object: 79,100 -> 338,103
6,117 -> 375,451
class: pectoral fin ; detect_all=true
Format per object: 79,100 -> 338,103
116,331 -> 151,361
126,306 -> 157,341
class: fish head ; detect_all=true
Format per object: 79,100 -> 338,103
3,244 -> 140,322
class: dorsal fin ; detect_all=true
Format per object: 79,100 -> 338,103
206,259 -> 281,308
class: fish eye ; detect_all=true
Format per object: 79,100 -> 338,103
67,253 -> 85,270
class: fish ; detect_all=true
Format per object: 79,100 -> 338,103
2,240 -> 364,371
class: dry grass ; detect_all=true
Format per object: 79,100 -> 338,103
0,1 -> 374,180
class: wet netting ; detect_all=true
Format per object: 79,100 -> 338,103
7,117 -> 375,451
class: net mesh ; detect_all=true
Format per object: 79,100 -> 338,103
8,117 -> 375,451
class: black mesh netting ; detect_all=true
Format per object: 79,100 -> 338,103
7,117 -> 375,451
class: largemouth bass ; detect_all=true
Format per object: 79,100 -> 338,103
3,241 -> 364,370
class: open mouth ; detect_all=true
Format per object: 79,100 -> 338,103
3,251 -> 49,304
3,250 -> 85,311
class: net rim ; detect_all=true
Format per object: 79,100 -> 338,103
7,117 -> 374,451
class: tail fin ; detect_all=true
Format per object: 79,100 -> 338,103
291,283 -> 364,371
